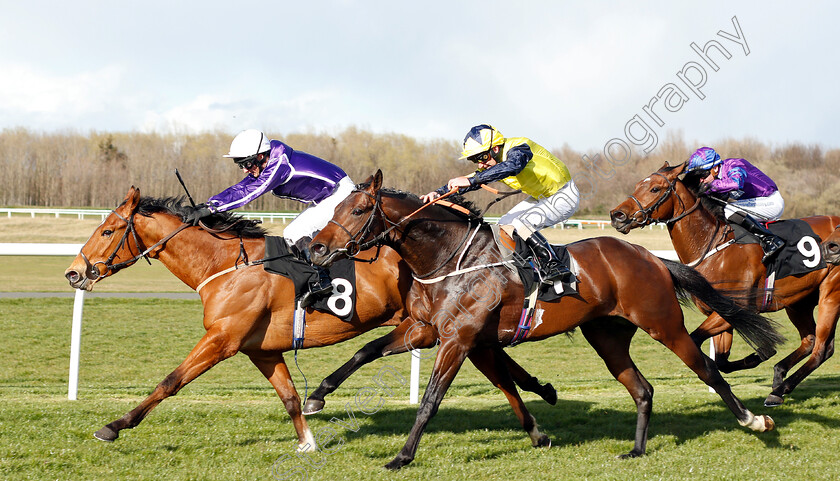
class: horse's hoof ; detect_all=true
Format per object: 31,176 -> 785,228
617,449 -> 644,460
764,394 -> 784,407
302,398 -> 325,416
541,383 -> 558,406
94,426 -> 118,442
384,454 -> 411,471
762,415 -> 776,431
533,434 -> 551,448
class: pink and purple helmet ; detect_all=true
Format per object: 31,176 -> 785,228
686,147 -> 722,172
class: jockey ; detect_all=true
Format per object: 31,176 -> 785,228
186,129 -> 355,307
686,146 -> 786,262
421,124 -> 580,284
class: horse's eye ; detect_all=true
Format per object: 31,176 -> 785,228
102,229 -> 113,237
651,187 -> 661,193
351,208 -> 363,216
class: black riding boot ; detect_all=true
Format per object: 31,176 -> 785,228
524,234 -> 573,285
293,236 -> 334,308
738,215 -> 785,262
300,266 -> 334,308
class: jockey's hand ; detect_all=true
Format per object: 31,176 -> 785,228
420,191 -> 441,204
697,182 -> 712,195
185,205 -> 213,225
447,176 -> 472,191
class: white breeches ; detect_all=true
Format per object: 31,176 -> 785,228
497,180 -> 581,237
282,176 -> 356,244
723,191 -> 785,221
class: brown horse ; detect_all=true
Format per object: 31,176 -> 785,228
309,170 -> 782,470
610,162 -> 840,407
63,187 -> 556,448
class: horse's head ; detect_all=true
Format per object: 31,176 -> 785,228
822,225 -> 840,265
65,186 -> 149,290
609,162 -> 691,233
310,170 -> 388,267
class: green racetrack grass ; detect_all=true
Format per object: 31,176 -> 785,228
2,297 -> 840,480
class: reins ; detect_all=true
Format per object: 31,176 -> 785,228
328,184 -> 519,280
620,169 -> 734,265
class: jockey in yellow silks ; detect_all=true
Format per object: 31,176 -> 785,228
422,124 -> 580,284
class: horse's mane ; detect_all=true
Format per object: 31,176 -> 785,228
136,196 -> 268,238
668,165 -> 727,222
356,180 -> 483,220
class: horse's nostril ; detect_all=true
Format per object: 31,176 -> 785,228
829,242 -> 840,254
65,270 -> 79,283
312,243 -> 325,255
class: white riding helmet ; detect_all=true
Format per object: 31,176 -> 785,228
223,129 -> 271,159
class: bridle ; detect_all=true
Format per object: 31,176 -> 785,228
624,171 -> 701,227
325,188 -> 479,278
81,208 -> 191,281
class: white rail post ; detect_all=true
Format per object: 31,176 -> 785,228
708,338 -> 716,393
410,350 -> 421,404
68,289 -> 85,400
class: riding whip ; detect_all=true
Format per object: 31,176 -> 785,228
175,169 -> 197,208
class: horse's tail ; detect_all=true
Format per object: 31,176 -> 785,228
659,257 -> 785,360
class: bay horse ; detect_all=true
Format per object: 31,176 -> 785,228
610,162 -> 840,407
309,170 -> 782,470
63,186 -> 557,449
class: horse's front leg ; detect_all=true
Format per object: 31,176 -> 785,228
248,353 -> 315,451
303,318 -> 433,415
468,346 -> 550,448
94,324 -> 240,442
385,339 -> 469,470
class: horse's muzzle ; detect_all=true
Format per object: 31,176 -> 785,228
610,210 -> 633,234
822,240 -> 840,265
309,243 -> 345,267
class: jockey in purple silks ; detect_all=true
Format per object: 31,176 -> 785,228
686,146 -> 786,262
186,129 -> 355,306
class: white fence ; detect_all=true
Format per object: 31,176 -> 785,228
0,207 -> 672,230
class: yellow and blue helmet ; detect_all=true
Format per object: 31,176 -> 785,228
459,124 -> 505,159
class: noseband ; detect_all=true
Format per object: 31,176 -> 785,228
624,172 -> 700,226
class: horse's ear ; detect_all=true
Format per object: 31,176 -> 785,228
675,162 -> 687,175
661,162 -> 670,169
372,169 -> 383,191
122,186 -> 141,211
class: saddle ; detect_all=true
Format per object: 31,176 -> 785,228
730,219 -> 826,280
490,226 -> 579,302
262,236 -> 357,321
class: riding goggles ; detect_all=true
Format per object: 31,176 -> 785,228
467,150 -> 491,164
233,154 -> 261,170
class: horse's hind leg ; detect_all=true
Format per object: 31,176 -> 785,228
467,346 -> 551,448
691,315 -> 766,373
580,319 -> 651,458
248,353 -> 315,451
766,293 -> 840,406
657,324 -> 774,433
94,324 -> 239,442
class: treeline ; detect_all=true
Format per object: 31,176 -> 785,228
1,127 -> 838,218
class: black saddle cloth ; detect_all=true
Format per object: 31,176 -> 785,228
508,235 -> 574,303
263,236 -> 356,320
731,219 -> 826,279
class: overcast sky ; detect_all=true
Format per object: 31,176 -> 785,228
1,1 -> 837,152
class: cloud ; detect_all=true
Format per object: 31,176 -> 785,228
0,64 -> 125,124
